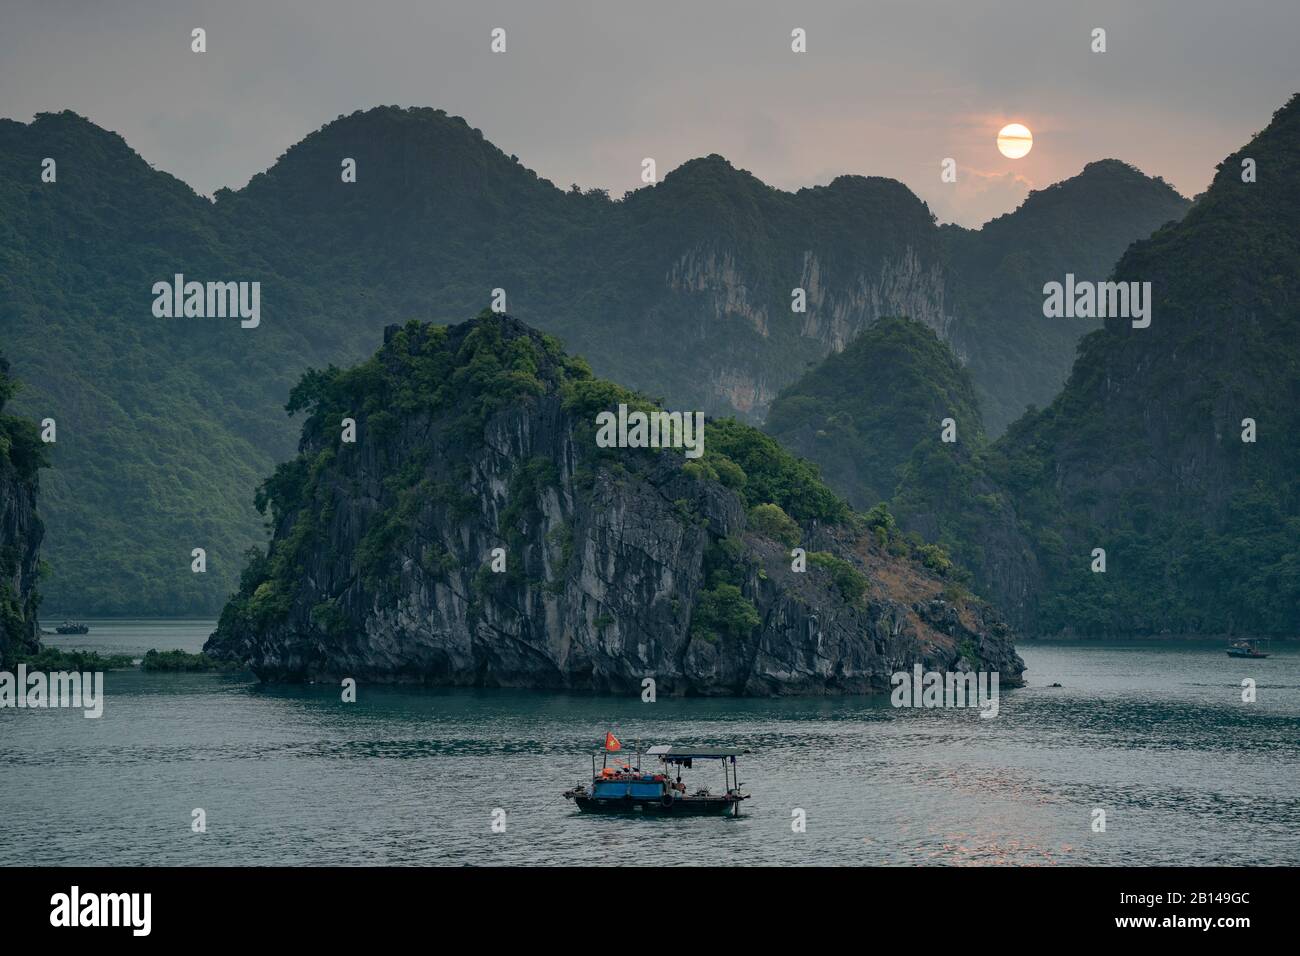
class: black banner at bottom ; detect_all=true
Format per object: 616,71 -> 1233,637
0,865 -> 1282,941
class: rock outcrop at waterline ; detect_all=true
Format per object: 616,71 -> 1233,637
0,356 -> 46,666
206,313 -> 1024,694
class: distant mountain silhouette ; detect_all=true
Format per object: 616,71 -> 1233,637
0,105 -> 1188,613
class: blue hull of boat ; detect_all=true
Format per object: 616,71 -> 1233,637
571,794 -> 738,816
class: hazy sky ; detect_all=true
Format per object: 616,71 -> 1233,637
2,0 -> 1296,226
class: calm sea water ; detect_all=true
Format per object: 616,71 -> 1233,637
3,620 -> 1297,866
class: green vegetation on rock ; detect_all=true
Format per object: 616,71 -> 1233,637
766,315 -> 985,510
13,647 -> 134,671
140,648 -> 229,672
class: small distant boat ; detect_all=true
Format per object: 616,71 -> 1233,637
55,621 -> 90,635
1227,639 -> 1268,659
563,734 -> 750,817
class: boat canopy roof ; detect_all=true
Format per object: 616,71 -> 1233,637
645,746 -> 742,759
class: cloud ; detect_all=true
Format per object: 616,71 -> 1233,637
919,167 -> 1035,229
0,0 -> 1294,224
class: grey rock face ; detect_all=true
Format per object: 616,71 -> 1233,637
0,442 -> 43,667
207,317 -> 1024,695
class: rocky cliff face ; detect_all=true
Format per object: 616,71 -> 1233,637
796,246 -> 955,351
0,356 -> 45,666
647,240 -> 951,418
579,163 -> 955,423
206,314 -> 1023,693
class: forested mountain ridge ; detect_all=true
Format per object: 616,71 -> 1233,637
216,112 -> 952,419
0,111 -> 302,614
0,105 -> 1187,614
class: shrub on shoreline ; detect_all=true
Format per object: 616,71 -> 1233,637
140,649 -> 228,672
12,647 -> 136,670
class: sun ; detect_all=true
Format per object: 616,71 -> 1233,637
996,123 -> 1033,159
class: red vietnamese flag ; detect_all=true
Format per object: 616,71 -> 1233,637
604,732 -> 621,752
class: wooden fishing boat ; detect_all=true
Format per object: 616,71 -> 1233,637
563,738 -> 749,817
1227,639 -> 1268,659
